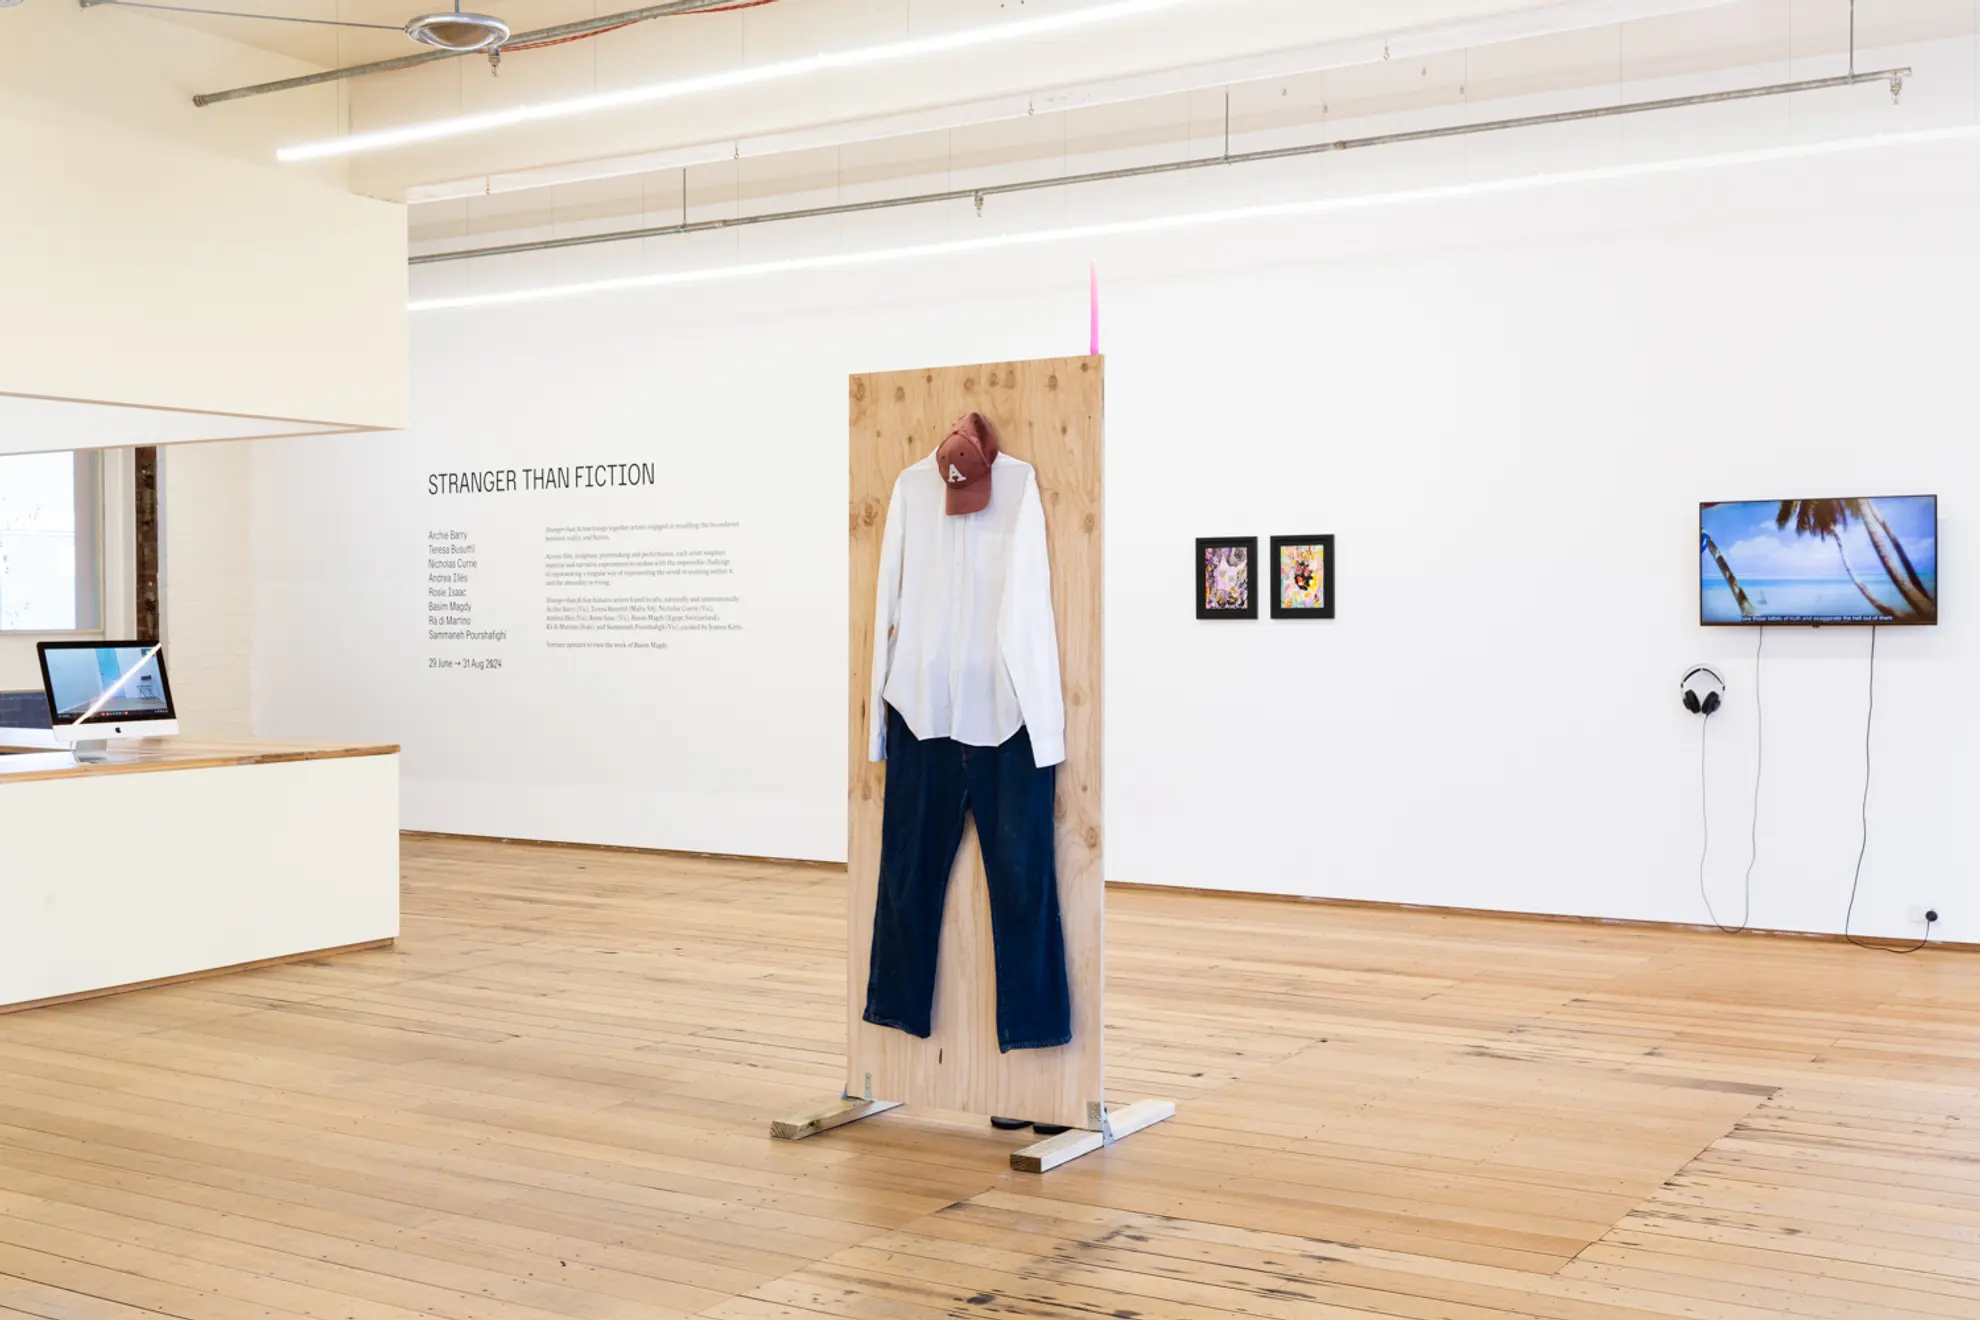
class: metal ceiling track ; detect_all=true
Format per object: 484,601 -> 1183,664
187,0 -> 742,107
412,66 -> 1909,267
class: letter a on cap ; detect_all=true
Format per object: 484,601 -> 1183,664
936,412 -> 1000,516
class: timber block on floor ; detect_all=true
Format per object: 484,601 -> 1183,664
770,1095 -> 900,1140
1011,1098 -> 1174,1173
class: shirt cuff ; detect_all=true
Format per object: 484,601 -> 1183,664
1029,730 -> 1066,769
868,727 -> 887,763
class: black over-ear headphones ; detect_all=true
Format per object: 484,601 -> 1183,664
1681,665 -> 1726,716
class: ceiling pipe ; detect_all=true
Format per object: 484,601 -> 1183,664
189,0 -> 743,107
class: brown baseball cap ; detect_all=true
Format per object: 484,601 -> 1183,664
936,412 -> 1000,516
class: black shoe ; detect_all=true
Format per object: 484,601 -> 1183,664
989,1116 -> 1029,1130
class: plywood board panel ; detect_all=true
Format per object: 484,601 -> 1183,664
847,356 -> 1104,1130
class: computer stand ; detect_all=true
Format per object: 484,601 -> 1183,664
71,740 -> 111,764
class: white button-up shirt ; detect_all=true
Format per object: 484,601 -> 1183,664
868,450 -> 1066,769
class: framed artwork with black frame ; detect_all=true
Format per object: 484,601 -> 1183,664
1196,536 -> 1258,620
1270,534 -> 1336,619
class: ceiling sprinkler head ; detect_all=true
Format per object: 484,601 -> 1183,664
404,9 -> 509,52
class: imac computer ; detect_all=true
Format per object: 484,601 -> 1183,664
36,641 -> 179,763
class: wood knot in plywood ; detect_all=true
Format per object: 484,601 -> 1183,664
852,380 -> 867,400
860,499 -> 881,526
893,386 -> 906,402
1083,826 -> 1100,848
1047,374 -> 1058,389
1054,795 -> 1067,821
1082,513 -> 1095,532
963,377 -> 977,392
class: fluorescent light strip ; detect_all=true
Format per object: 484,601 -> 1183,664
279,0 -> 1210,163
409,122 -> 1980,313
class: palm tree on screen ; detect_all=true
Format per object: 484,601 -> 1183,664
1773,499 -> 1896,618
1846,497 -> 1935,619
1773,498 -> 1935,621
1699,526 -> 1757,617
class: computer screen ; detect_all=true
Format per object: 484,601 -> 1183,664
38,642 -> 176,727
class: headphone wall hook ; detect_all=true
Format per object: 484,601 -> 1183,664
1681,665 -> 1727,716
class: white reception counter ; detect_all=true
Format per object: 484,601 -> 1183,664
0,740 -> 399,1012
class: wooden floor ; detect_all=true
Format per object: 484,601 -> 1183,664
2,837 -> 1978,1320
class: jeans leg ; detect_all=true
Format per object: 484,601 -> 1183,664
863,706 -> 969,1039
969,726 -> 1073,1052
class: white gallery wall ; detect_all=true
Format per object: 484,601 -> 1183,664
253,32 -> 1980,940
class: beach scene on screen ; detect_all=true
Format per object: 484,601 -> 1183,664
1701,497 -> 1937,624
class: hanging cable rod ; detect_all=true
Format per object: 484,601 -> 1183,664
412,65 -> 1908,266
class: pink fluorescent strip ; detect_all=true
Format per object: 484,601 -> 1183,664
1089,261 -> 1101,356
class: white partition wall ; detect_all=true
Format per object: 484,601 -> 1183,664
0,1 -> 408,725
0,1 -> 406,437
0,753 -> 400,1010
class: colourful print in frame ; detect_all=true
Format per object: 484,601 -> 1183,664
1271,534 -> 1335,619
1196,536 -> 1258,619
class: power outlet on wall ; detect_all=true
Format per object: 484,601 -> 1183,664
1906,904 -> 1942,925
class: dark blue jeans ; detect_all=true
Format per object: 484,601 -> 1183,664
863,705 -> 1072,1052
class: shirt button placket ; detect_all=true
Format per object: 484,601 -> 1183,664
949,517 -> 967,724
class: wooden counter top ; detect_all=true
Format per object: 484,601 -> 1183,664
0,740 -> 399,786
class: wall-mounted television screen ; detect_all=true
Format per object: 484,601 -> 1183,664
1701,496 -> 1937,625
